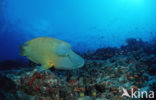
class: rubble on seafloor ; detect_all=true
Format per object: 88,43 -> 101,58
0,47 -> 156,100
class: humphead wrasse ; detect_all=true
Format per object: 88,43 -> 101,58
20,37 -> 84,70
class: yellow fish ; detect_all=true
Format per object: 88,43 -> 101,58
20,37 -> 84,70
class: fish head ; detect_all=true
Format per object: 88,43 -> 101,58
54,43 -> 84,70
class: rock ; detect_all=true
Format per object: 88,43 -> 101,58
148,64 -> 156,75
17,91 -> 36,100
0,43 -> 155,100
78,96 -> 92,100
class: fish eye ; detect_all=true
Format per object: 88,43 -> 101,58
55,44 -> 70,57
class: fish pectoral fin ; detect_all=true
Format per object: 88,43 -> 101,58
36,62 -> 54,71
42,62 -> 54,70
41,64 -> 51,70
36,64 -> 51,71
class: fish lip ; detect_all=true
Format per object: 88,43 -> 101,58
76,58 -> 85,68
68,53 -> 84,69
54,50 -> 85,70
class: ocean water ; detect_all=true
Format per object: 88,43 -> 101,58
0,0 -> 156,100
0,0 -> 156,60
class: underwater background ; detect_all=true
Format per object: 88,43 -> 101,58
0,0 -> 156,100
1,0 -> 156,60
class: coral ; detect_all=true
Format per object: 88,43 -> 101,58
0,41 -> 156,100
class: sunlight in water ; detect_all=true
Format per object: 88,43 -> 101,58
119,0 -> 145,6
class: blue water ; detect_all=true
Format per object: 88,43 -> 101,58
0,0 -> 156,60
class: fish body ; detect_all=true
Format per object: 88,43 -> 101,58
20,37 -> 84,70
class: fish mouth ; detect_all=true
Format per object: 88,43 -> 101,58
54,50 -> 85,70
68,50 -> 84,69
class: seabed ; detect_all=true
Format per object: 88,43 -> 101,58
0,39 -> 156,100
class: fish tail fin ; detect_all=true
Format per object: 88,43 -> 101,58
19,45 -> 26,56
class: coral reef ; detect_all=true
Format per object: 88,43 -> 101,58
0,38 -> 156,100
